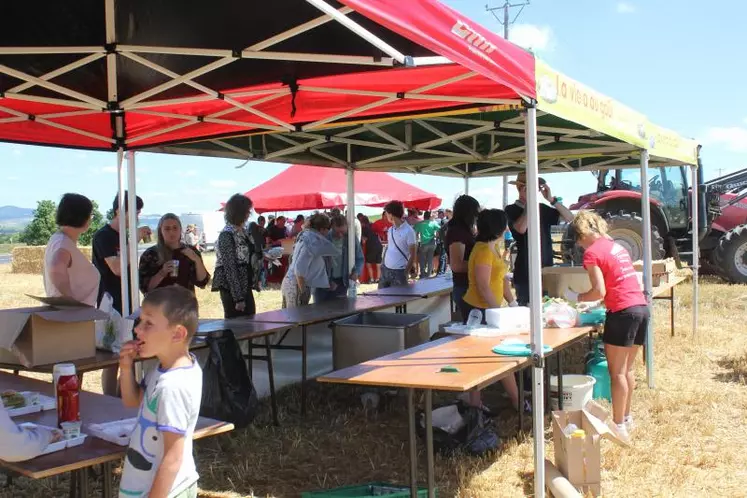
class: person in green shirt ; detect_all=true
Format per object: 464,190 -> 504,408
414,211 -> 442,279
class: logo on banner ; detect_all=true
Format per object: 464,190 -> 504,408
451,20 -> 497,54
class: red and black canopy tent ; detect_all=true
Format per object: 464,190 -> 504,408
0,2 -> 690,496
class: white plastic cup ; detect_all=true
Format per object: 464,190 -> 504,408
170,259 -> 180,278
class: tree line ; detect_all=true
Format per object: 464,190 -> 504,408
18,200 -> 107,246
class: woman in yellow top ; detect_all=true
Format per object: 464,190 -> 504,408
462,209 -> 521,412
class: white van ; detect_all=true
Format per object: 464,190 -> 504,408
179,211 -> 225,251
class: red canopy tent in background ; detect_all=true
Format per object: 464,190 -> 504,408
238,164 -> 441,213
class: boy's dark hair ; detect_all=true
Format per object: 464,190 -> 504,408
112,191 -> 144,214
295,214 -> 305,223
257,215 -> 265,224
384,201 -> 405,219
475,209 -> 508,243
142,286 -> 199,340
423,211 -> 431,220
57,193 -> 93,228
276,216 -> 286,223
307,213 -> 331,231
224,194 -> 253,226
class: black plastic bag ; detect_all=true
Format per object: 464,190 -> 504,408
416,401 -> 501,457
200,330 -> 259,428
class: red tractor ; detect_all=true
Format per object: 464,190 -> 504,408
563,165 -> 747,283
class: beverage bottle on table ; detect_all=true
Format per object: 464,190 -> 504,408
53,363 -> 80,428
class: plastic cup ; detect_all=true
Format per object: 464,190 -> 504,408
170,259 -> 180,277
61,421 -> 81,440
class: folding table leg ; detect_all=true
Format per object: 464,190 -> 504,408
102,462 -> 113,498
79,469 -> 89,498
518,370 -> 525,432
557,352 -> 564,410
68,470 -> 77,498
265,334 -> 279,426
247,338 -> 254,376
544,364 -> 551,415
301,325 -> 308,416
670,287 -> 676,337
424,389 -> 435,498
407,388 -> 418,498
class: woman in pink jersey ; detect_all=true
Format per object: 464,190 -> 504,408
565,211 -> 648,440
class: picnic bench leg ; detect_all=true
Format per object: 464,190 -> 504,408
301,324 -> 308,416
79,469 -> 89,498
544,364 -> 551,415
265,334 -> 279,426
102,462 -> 113,498
424,389 -> 435,498
557,352 -> 564,410
407,388 -> 418,498
518,371 -> 525,432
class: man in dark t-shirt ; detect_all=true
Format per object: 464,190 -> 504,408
92,192 -> 150,315
505,172 -> 574,305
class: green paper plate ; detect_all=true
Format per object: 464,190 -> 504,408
492,343 -> 553,356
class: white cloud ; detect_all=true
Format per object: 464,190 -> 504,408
209,179 -> 237,188
101,166 -> 117,174
7,176 -> 18,181
508,24 -> 553,52
12,148 -> 22,157
616,2 -> 637,13
179,169 -> 198,177
703,123 -> 747,152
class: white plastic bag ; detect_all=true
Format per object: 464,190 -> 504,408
95,293 -> 134,353
543,302 -> 579,329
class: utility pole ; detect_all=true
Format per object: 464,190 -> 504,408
486,1 -> 530,206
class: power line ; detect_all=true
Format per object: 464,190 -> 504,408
486,1 -> 531,39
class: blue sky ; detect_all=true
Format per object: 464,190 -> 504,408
0,0 -> 743,217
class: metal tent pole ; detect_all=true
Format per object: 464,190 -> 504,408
464,176 -> 470,196
691,163 -> 699,337
640,150 -> 655,388
346,166 -> 356,273
126,151 -> 140,313
524,105 -> 545,498
116,148 -> 130,317
502,176 -> 509,207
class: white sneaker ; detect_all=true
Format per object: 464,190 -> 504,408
615,423 -> 630,442
624,415 -> 635,433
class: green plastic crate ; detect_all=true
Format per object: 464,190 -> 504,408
301,482 -> 432,498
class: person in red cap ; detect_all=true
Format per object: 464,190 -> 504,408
505,172 -> 574,305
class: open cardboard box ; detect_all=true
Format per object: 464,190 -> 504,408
542,266 -> 592,298
552,400 -> 629,497
0,296 -> 108,367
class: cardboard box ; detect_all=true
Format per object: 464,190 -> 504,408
632,258 -> 676,275
0,296 -> 108,367
552,400 -> 629,497
542,266 -> 591,298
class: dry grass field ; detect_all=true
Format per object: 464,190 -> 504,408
2,254 -> 747,497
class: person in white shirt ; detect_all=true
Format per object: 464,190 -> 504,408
0,402 -> 60,462
379,201 -> 417,289
44,193 -> 101,306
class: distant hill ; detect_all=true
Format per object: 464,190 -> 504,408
0,205 -> 34,231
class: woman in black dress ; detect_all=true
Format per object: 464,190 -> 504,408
360,215 -> 383,283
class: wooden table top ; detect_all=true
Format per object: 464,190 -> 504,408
651,274 -> 689,298
318,326 -> 593,392
246,294 -> 421,326
363,276 -> 454,298
0,372 -> 233,479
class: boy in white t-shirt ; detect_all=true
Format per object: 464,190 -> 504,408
118,286 -> 203,498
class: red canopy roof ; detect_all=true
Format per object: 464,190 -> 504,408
241,165 -> 441,213
0,0 -> 534,152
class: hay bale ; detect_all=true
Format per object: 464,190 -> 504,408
12,245 -> 93,275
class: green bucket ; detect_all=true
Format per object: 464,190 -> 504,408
302,483 -> 432,498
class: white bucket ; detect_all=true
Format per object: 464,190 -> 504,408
549,374 -> 596,411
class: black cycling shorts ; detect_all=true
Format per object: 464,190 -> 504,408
603,305 -> 650,347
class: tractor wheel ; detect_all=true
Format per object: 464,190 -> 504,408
561,224 -> 584,265
563,212 -> 665,263
605,213 -> 665,262
714,225 -> 747,284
